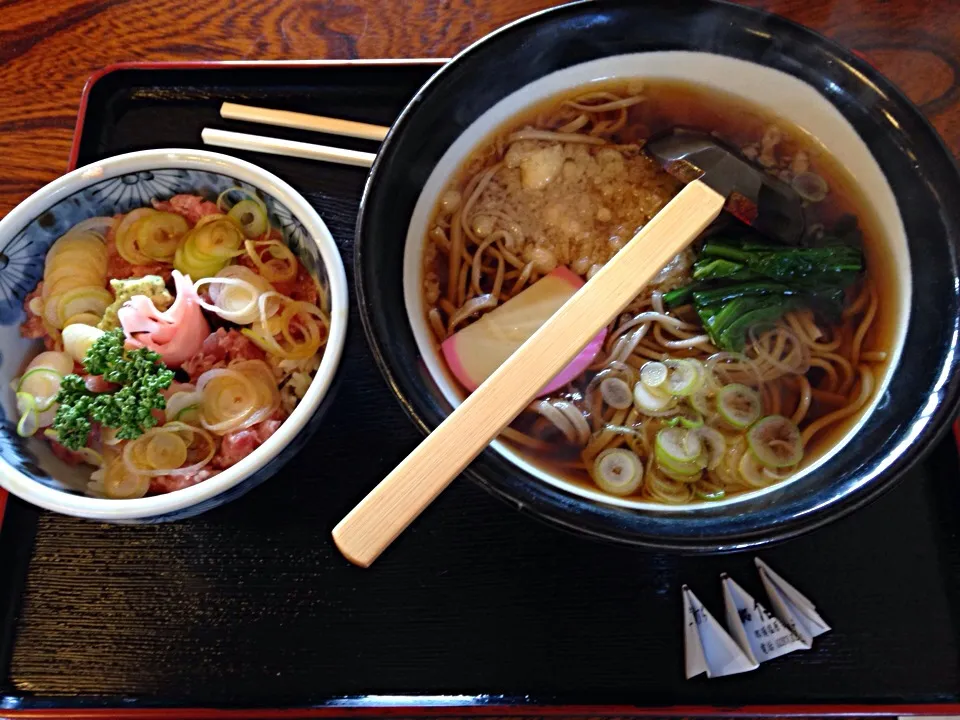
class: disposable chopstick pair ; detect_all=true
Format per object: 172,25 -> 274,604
201,102 -> 388,167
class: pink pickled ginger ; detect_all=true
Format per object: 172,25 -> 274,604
119,270 -> 210,368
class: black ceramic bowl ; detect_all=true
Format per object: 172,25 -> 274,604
356,0 -> 960,551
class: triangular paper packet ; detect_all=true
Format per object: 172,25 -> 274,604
722,573 -> 806,663
682,585 -> 708,679
755,558 -> 831,648
683,585 -> 758,679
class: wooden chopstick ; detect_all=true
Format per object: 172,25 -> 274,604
332,180 -> 728,567
220,102 -> 389,142
201,128 -> 376,168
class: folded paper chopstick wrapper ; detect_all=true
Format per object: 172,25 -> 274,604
684,558 -> 831,679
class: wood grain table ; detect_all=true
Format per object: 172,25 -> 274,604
0,0 -> 958,217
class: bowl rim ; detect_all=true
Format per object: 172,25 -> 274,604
400,50 -> 911,513
0,148 -> 349,520
355,0 -> 960,550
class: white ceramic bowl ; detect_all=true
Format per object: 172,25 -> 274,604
0,149 -> 348,522
402,52 -> 910,512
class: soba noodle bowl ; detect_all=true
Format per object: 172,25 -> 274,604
420,80 -> 891,506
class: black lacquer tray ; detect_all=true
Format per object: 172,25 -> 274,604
0,60 -> 959,717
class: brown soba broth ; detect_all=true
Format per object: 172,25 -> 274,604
421,79 -> 895,505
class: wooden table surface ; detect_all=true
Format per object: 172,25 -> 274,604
0,0 -> 958,215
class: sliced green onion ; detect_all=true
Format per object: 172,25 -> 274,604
664,408 -> 704,430
633,381 -> 675,415
656,427 -> 701,464
591,448 -> 644,496
175,404 -> 201,422
640,361 -> 668,388
687,357 -> 707,381
717,383 -> 762,429
165,390 -> 204,423
664,358 -> 702,396
656,447 -> 702,475
216,186 -> 267,214
174,236 -> 229,279
658,459 -> 704,482
228,199 -> 269,239
16,391 -> 36,414
685,358 -> 707,394
599,377 -> 633,409
689,389 -> 714,417
695,481 -> 727,501
16,392 -> 39,437
747,415 -> 803,468
738,450 -> 769,488
135,212 -> 189,261
18,368 -> 62,408
17,407 -> 39,438
678,408 -> 704,430
694,426 -> 726,470
19,391 -> 61,437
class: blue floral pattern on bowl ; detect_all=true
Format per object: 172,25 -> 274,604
0,164 -> 332,520
0,169 -> 326,326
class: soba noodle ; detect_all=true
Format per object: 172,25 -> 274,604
422,81 -> 888,505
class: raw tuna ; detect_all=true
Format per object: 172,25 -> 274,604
20,285 -> 53,347
239,252 -> 319,305
152,194 -> 221,225
181,328 -> 266,382
150,468 -> 220,494
212,411 -> 286,469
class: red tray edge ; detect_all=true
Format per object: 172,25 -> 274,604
2,703 -> 960,718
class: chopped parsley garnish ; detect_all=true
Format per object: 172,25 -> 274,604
52,329 -> 174,450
